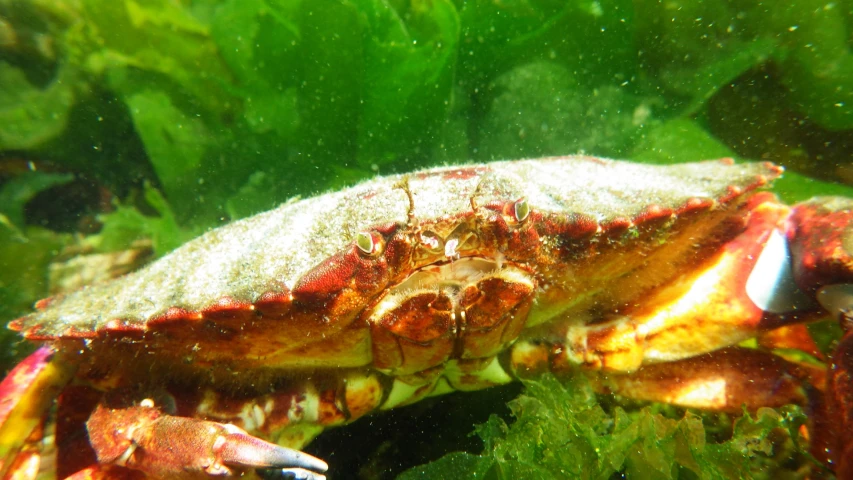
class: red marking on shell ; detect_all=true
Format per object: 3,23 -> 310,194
293,232 -> 394,309
14,321 -> 54,340
22,327 -> 54,341
148,307 -> 200,326
292,251 -> 355,303
289,241 -> 396,333
762,161 -> 785,176
481,200 -> 508,214
34,297 -> 55,310
441,167 -> 488,180
545,213 -> 599,239
602,216 -> 633,234
746,191 -> 778,210
478,200 -> 539,259
373,222 -> 401,236
633,205 -> 674,227
504,212 -> 542,261
719,185 -> 744,204
718,157 -> 735,166
254,289 -> 294,317
104,319 -> 124,330
415,166 -> 488,181
205,297 -> 254,313
7,318 -> 24,332
200,297 -> 256,323
61,325 -> 97,339
103,319 -> 147,333
677,197 -> 715,215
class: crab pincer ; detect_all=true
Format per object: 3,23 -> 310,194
86,400 -> 328,479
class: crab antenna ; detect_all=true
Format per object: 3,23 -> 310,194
394,176 -> 417,228
470,179 -> 481,212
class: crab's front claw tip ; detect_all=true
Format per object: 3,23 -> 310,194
218,426 -> 328,476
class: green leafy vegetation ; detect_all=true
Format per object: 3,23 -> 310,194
400,374 -> 813,480
1,0 -> 851,244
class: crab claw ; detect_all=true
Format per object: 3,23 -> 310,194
217,425 -> 328,479
86,400 -> 328,479
0,346 -> 77,479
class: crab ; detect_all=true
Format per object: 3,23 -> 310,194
1,156 -> 853,479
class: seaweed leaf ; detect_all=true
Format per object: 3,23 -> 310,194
399,374 -> 807,479
92,184 -> 191,256
0,63 -> 76,150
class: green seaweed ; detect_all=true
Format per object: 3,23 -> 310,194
0,171 -> 75,369
2,0 -> 849,235
91,184 -> 192,256
399,374 -> 811,480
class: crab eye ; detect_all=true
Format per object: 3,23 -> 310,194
513,198 -> 530,223
356,231 -> 384,256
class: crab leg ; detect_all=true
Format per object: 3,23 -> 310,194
825,323 -> 853,479
509,338 -> 819,410
0,345 -> 77,479
592,347 -> 817,412
556,195 -> 824,373
85,399 -> 328,479
818,286 -> 853,476
785,197 -> 853,477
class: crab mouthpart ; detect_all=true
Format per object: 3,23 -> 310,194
373,257 -> 527,324
367,257 -> 535,375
